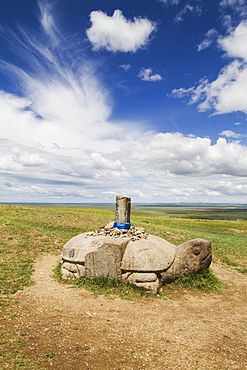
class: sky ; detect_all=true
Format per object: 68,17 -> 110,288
0,0 -> 247,204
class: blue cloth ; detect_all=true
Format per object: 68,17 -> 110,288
113,222 -> 131,230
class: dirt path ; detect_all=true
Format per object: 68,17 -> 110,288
6,254 -> 247,369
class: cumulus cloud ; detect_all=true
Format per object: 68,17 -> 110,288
90,152 -> 125,171
126,132 -> 247,177
172,60 -> 247,114
16,152 -> 48,166
0,155 -> 22,171
219,130 -> 246,138
86,10 -> 156,53
219,20 -> 247,60
173,21 -> 247,115
138,68 -> 162,82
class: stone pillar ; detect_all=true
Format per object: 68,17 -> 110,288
115,195 -> 131,224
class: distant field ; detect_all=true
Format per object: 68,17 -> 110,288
132,205 -> 247,221
0,203 -> 246,306
11,202 -> 247,220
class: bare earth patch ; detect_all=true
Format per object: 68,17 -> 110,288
5,254 -> 247,369
165,232 -> 186,241
229,229 -> 247,234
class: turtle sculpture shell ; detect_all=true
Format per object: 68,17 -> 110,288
61,230 -> 212,294
121,235 -> 176,272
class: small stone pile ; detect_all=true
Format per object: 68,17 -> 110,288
86,225 -> 148,241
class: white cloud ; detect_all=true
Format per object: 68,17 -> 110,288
220,0 -> 247,17
39,0 -> 60,42
86,10 -> 156,53
90,152 -> 125,171
173,21 -> 247,115
0,155 -> 22,171
182,61 -> 247,114
0,2 -> 247,204
219,21 -> 247,60
220,0 -> 245,5
175,4 -> 202,23
211,180 -> 247,195
0,3 -> 145,202
197,29 -> 218,51
119,64 -> 131,71
219,130 -> 246,138
158,0 -> 180,5
0,8 -> 146,154
126,133 -> 247,177
17,152 -> 48,166
138,68 -> 162,82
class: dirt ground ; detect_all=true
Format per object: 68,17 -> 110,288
4,254 -> 247,370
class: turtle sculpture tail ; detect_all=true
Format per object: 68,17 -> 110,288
161,238 -> 212,284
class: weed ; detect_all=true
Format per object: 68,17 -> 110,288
72,275 -> 151,299
171,268 -> 224,293
236,268 -> 247,274
126,349 -> 135,356
52,260 -> 63,282
46,352 -> 55,358
221,256 -> 238,266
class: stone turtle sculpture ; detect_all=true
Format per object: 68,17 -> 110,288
61,226 -> 212,294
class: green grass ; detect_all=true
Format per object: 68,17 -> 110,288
170,268 -> 224,293
237,268 -> 247,274
73,275 -> 152,299
0,203 -> 246,304
132,205 -> 247,221
53,261 -> 153,299
0,204 -> 112,305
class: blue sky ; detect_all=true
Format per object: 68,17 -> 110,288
0,0 -> 247,203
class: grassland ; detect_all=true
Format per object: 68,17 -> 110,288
0,203 -> 246,368
0,203 -> 246,303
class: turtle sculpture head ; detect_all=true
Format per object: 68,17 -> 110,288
61,228 -> 212,294
160,238 -> 212,284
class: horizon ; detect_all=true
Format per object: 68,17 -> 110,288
0,0 -> 247,204
2,201 -> 247,206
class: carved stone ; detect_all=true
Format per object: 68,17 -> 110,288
115,195 -> 131,224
